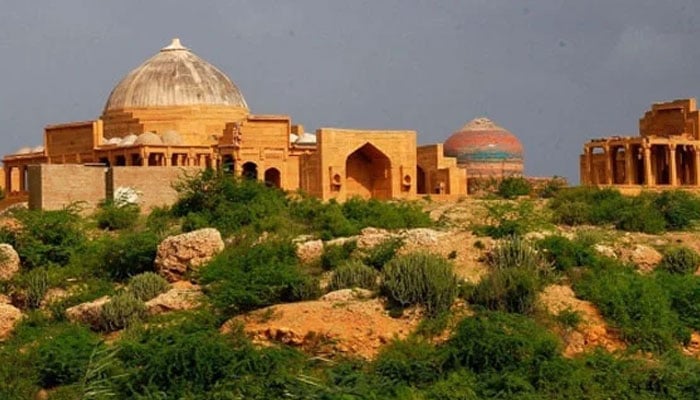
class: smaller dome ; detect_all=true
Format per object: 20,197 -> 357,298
289,133 -> 299,143
32,146 -> 44,153
296,132 -> 317,145
161,130 -> 184,145
107,137 -> 122,145
134,132 -> 163,146
118,134 -> 138,147
15,147 -> 32,154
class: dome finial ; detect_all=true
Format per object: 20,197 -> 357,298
161,38 -> 188,51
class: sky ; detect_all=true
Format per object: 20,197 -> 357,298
1,0 -> 700,183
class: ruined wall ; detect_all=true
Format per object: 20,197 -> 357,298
639,99 -> 700,139
28,164 -> 107,212
416,144 -> 467,197
109,166 -> 202,211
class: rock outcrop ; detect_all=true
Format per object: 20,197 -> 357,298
0,244 -> 20,281
0,296 -> 22,340
155,228 -> 224,282
145,281 -> 203,315
65,296 -> 110,328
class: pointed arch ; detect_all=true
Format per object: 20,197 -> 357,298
345,142 -> 392,199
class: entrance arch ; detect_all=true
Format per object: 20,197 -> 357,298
416,165 -> 427,194
264,168 -> 281,188
242,162 -> 258,180
345,143 -> 392,199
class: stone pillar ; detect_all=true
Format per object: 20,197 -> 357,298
19,166 -> 26,192
604,145 -> 613,185
584,146 -> 592,185
694,146 -> 700,186
669,144 -> 677,186
624,144 -> 633,185
643,145 -> 652,186
4,167 -> 11,193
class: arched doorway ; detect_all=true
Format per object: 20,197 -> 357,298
264,168 -> 281,188
416,166 -> 427,194
221,155 -> 235,175
345,143 -> 392,199
242,162 -> 258,180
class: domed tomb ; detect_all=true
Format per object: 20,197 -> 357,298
101,38 -> 250,145
443,117 -> 524,178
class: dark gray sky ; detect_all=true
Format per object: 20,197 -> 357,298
2,1 -> 700,183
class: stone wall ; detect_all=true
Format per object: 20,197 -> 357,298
28,164 -> 202,213
28,164 -> 107,212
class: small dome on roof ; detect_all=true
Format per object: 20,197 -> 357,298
134,132 -> 163,146
32,146 -> 44,153
118,134 -> 138,146
295,132 -> 317,145
15,147 -> 32,154
161,130 -> 184,145
289,133 -> 299,143
107,137 -> 122,145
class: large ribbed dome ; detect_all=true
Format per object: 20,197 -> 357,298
103,38 -> 248,112
444,117 -> 524,178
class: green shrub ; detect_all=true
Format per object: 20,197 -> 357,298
23,267 -> 49,309
655,272 -> 700,330
538,177 -> 566,199
473,200 -> 547,239
363,237 -> 404,269
497,177 -> 532,199
289,276 -> 322,301
127,272 -> 170,301
102,231 -> 159,281
555,307 -> 583,330
470,267 -> 543,314
653,190 -> 700,230
487,236 -> 550,272
341,197 -> 432,231
99,292 -> 147,332
537,235 -> 596,271
615,195 -> 666,234
446,312 -> 559,373
425,370 -> 478,400
549,187 -> 625,226
35,324 -> 101,387
320,240 -> 357,271
381,252 -> 459,316
658,246 -> 700,275
574,264 -> 689,352
201,240 -> 316,316
94,202 -> 140,231
7,208 -> 85,269
374,337 -> 445,387
328,260 -> 379,291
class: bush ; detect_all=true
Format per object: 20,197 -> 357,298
328,260 -> 379,291
446,312 -> 559,373
94,202 -> 140,231
23,267 -> 49,309
363,237 -> 404,270
472,200 -> 547,239
469,267 -> 543,314
574,264 -> 689,352
615,194 -> 666,234
99,292 -> 147,332
487,236 -> 550,272
537,235 -> 596,271
653,190 -> 700,230
374,337 -> 445,387
655,272 -> 700,330
6,208 -> 85,269
35,324 -> 101,387
320,240 -> 357,271
102,231 -> 159,281
658,246 -> 700,275
128,272 -> 170,301
497,177 -> 532,199
381,252 -> 459,316
341,197 -> 432,231
201,240 -> 318,316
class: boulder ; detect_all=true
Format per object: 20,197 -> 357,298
65,296 -> 110,328
400,228 -> 444,246
0,244 -> 20,281
145,282 -> 203,315
155,228 -> 225,282
593,244 -> 617,259
0,303 -> 22,340
320,288 -> 374,302
629,244 -> 662,272
296,239 -> 324,264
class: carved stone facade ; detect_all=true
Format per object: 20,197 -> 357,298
581,99 -> 700,190
2,39 -> 468,210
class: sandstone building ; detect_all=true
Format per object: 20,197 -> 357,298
2,39 -> 468,211
581,99 -> 700,190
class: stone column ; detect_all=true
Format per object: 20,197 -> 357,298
643,145 -> 652,186
624,144 -> 633,185
604,145 -> 613,185
584,146 -> 592,185
669,144 -> 677,186
19,166 -> 26,192
4,167 -> 11,194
